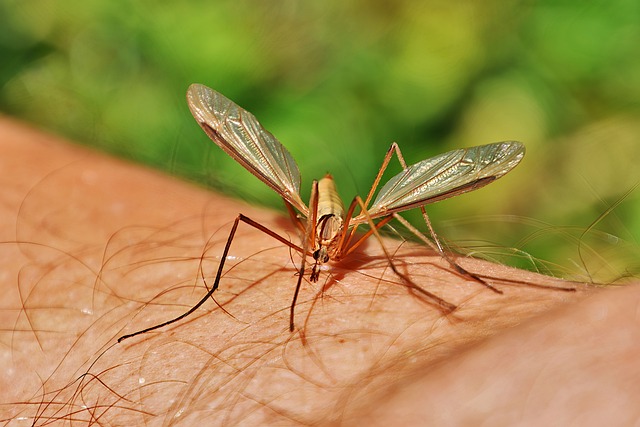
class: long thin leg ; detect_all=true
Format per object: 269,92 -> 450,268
337,142 -> 438,259
344,196 -> 457,313
392,213 -> 502,293
118,214 -> 307,343
346,142 -> 417,248
362,142 -> 404,208
345,143 -> 404,245
337,196 -> 395,257
289,180 -> 319,331
374,143 -> 500,293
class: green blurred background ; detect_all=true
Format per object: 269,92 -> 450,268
1,0 -> 639,282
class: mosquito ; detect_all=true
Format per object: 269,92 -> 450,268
118,84 -> 525,342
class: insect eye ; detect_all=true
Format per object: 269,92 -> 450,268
313,249 -> 330,263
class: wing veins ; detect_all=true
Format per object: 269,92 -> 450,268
188,84 -> 308,215
352,142 -> 525,223
378,151 -> 468,208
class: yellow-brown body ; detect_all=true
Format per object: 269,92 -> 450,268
312,174 -> 345,269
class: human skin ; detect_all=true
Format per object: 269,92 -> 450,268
0,117 -> 638,426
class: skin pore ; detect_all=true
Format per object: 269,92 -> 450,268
1,117 -> 639,426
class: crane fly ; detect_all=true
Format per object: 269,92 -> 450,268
118,84 -> 525,342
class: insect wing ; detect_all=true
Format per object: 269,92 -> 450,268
363,141 -> 525,220
187,84 -> 308,215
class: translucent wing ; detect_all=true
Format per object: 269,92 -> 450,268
187,84 -> 308,215
357,141 -> 525,221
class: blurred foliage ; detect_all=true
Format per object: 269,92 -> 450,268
1,0 -> 639,282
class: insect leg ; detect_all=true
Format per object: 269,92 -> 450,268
289,180 -> 320,331
381,143 -> 502,293
340,196 -> 457,314
118,213 -> 308,343
392,213 -> 502,293
362,142 -> 406,208
344,142 -> 406,248
357,142 -> 447,259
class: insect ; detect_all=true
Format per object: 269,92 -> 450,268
118,84 -> 525,342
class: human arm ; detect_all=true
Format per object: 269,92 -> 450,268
1,117 -> 636,426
